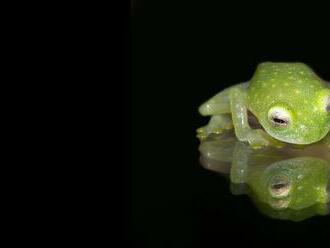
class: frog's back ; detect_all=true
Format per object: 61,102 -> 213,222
247,62 -> 325,116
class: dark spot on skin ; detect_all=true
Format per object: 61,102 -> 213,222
327,96 -> 330,112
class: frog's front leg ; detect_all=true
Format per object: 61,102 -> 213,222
229,87 -> 282,148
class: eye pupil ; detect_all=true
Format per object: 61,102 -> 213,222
272,117 -> 287,124
272,183 -> 286,189
271,116 -> 289,126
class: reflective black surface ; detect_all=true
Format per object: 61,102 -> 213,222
199,131 -> 330,222
131,1 -> 330,246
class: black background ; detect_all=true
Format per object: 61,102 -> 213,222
131,1 -> 330,246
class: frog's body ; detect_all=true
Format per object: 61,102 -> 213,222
198,62 -> 330,147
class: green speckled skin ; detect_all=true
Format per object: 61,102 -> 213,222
248,63 -> 330,144
198,62 -> 330,146
248,157 -> 329,210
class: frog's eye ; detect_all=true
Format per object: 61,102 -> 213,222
268,107 -> 291,127
326,96 -> 330,113
268,175 -> 291,198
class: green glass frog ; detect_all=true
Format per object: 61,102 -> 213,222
197,62 -> 330,148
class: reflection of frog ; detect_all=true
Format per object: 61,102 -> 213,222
245,157 -> 329,210
197,63 -> 330,148
199,131 -> 330,221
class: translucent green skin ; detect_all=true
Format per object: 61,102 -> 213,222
248,63 -> 330,144
247,157 -> 329,211
254,199 -> 328,222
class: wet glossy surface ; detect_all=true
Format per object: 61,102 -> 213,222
199,130 -> 330,221
132,3 -> 330,245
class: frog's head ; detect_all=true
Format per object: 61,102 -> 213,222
249,62 -> 330,144
261,88 -> 330,144
249,158 -> 329,211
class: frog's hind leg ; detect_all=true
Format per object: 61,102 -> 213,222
199,82 -> 250,116
197,114 -> 233,139
197,87 -> 234,139
198,84 -> 241,116
197,83 -> 249,139
198,95 -> 230,116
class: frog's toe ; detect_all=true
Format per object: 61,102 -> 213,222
196,133 -> 207,140
246,129 -> 284,149
196,127 -> 204,134
196,126 -> 224,140
248,139 -> 269,149
196,127 -> 207,140
196,128 -> 205,138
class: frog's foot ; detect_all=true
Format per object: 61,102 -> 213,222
196,126 -> 224,140
197,115 -> 233,140
245,129 -> 284,149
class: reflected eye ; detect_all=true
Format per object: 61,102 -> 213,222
268,175 -> 291,198
268,107 -> 291,127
